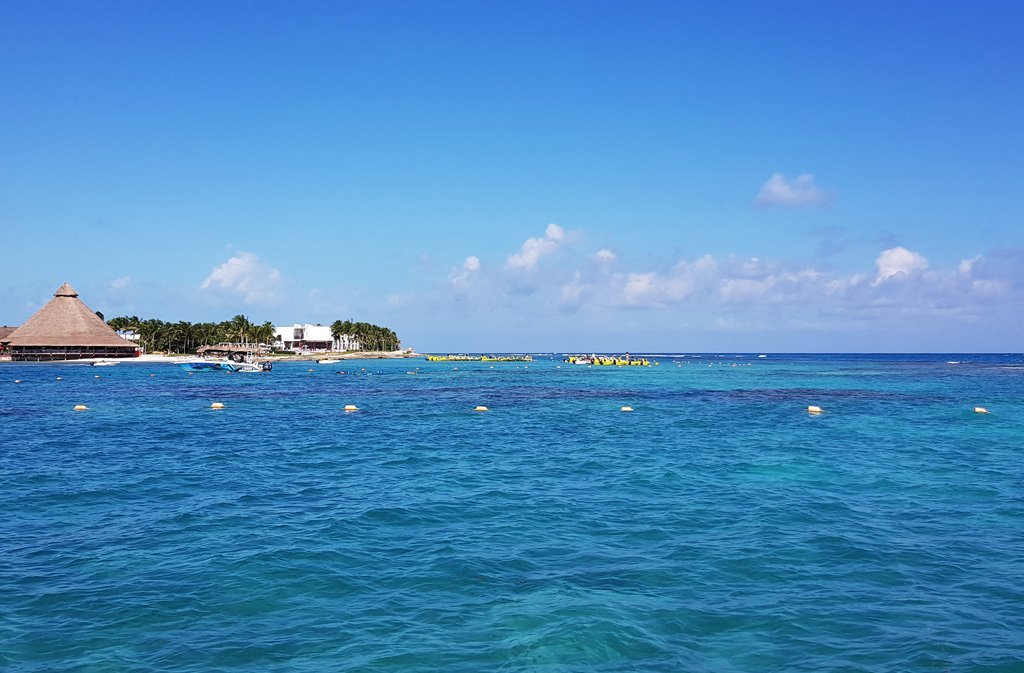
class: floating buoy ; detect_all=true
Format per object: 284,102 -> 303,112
149,374 -> 155,377
308,368 -> 314,372
343,404 -> 359,412
807,405 -> 823,414
73,404 -> 88,411
56,376 -> 63,381
474,405 -> 489,412
620,406 -> 634,412
14,379 -> 22,384
210,402 -> 225,409
94,374 -> 100,379
974,406 -> 991,414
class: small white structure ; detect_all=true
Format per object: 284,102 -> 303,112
273,324 -> 361,353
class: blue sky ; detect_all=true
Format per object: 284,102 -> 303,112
2,1 -> 1023,351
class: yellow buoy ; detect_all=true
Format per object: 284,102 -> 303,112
474,405 -> 489,412
974,406 -> 991,414
210,402 -> 225,409
807,405 -> 823,414
344,404 -> 359,412
73,404 -> 88,411
621,406 -> 634,412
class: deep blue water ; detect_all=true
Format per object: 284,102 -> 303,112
2,354 -> 1023,672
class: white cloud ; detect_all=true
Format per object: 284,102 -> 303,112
755,173 -> 828,208
110,276 -> 131,289
959,256 -> 980,275
594,249 -> 617,263
874,246 -> 929,285
200,251 -> 283,304
506,224 -> 568,271
449,255 -> 481,286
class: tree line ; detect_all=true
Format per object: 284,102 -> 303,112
105,314 -> 400,354
330,320 -> 400,352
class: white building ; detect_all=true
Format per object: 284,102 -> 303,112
273,324 -> 361,352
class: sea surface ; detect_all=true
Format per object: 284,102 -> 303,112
2,354 -> 1022,672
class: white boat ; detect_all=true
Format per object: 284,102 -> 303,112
179,358 -> 271,373
317,358 -> 341,364
91,360 -> 118,367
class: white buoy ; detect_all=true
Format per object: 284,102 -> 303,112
210,402 -> 225,409
974,406 -> 991,414
343,404 -> 359,412
474,405 -> 489,412
621,406 -> 634,412
807,405 -> 823,414
14,379 -> 22,384
73,404 -> 88,411
56,376 -> 63,381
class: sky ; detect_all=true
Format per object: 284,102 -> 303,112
2,1 -> 1023,352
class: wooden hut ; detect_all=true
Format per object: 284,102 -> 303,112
0,283 -> 140,361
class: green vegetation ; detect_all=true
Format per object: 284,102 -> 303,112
106,314 -> 274,354
105,314 -> 401,354
331,320 -> 400,352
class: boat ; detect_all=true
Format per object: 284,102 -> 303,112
91,360 -> 118,367
562,354 -> 650,366
178,358 -> 271,373
317,358 -> 341,364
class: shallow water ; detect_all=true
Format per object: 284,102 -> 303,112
2,354 -> 1022,671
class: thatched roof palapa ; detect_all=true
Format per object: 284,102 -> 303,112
2,283 -> 136,348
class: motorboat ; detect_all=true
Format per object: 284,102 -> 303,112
317,358 -> 341,364
178,358 -> 271,373
91,360 -> 118,367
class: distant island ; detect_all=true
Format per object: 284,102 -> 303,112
105,314 -> 401,355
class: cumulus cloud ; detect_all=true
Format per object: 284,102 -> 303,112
873,246 -> 929,285
429,227 -> 1024,348
755,173 -> 828,208
449,255 -> 481,286
200,251 -> 283,304
959,256 -> 980,275
506,223 -> 568,271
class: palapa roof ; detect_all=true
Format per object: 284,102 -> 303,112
2,283 -> 136,348
0,326 -> 16,341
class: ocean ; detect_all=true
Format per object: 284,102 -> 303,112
2,354 -> 1022,672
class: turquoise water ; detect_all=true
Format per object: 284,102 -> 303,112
2,354 -> 1023,672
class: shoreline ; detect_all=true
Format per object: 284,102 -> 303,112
0,351 -> 423,365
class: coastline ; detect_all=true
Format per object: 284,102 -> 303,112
0,351 -> 423,365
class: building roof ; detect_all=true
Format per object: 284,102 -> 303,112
0,326 -> 16,341
1,283 -> 137,348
